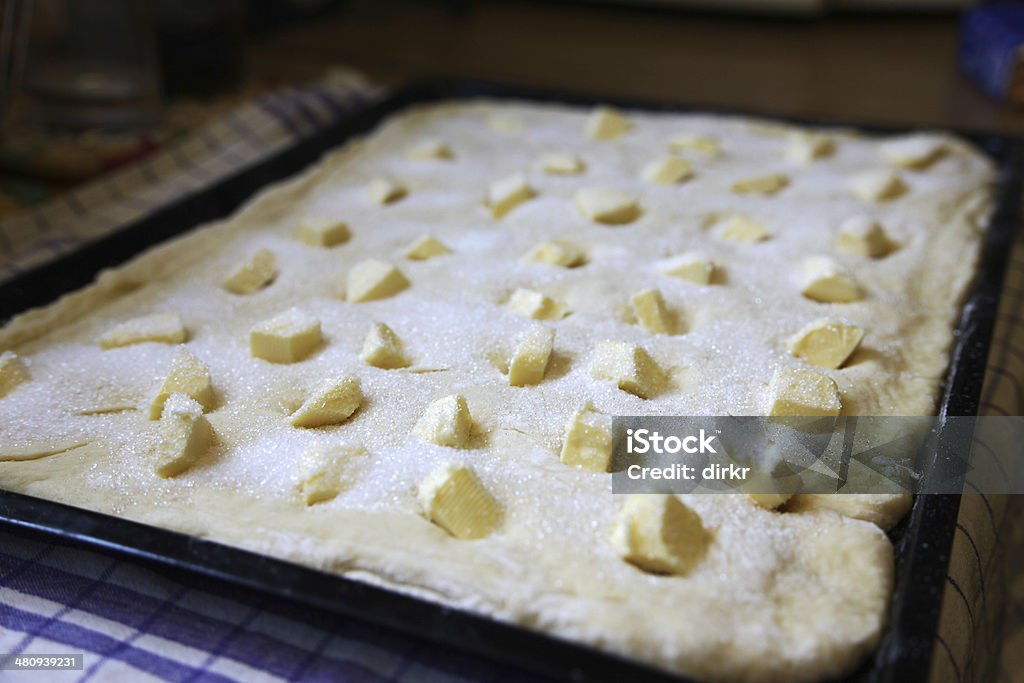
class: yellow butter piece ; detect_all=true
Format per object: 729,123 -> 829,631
346,259 -> 409,302
748,493 -> 794,510
590,341 -> 666,399
154,393 -> 211,478
800,256 -> 863,303
407,139 -> 453,160
643,156 -> 694,185
99,312 -> 186,349
559,402 -> 612,472
631,288 -> 672,335
837,216 -> 896,258
506,288 -> 565,321
585,106 -> 632,140
404,234 -> 451,261
522,241 -> 584,268
149,349 -> 214,420
574,188 -> 641,225
719,215 -> 770,243
538,152 -> 585,175
611,495 -> 709,575
417,463 -> 502,540
767,367 -> 842,417
414,394 -> 474,448
508,324 -> 554,387
848,169 -> 907,202
667,134 -> 720,156
299,443 -> 364,506
360,321 -> 409,369
298,216 -> 351,247
658,252 -> 714,284
789,319 -> 864,370
290,376 -> 362,428
785,132 -> 834,164
730,172 -> 789,196
0,351 -> 29,398
366,177 -> 408,205
250,308 -> 322,363
223,249 -> 276,295
879,135 -> 946,169
487,173 -> 536,219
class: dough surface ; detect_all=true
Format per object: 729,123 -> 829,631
0,101 -> 995,682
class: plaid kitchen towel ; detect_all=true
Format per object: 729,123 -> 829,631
0,74 -> 1022,681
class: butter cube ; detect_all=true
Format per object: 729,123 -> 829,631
538,152 -> 585,175
767,367 -> 842,417
560,403 -> 612,472
643,156 -> 694,185
366,177 -> 407,205
487,173 -> 535,219
848,169 -> 907,202
154,393 -> 211,478
730,173 -> 789,196
346,259 -> 410,302
657,252 -> 714,284
668,134 -> 720,156
99,312 -> 186,349
298,216 -> 351,247
508,324 -> 554,386
407,139 -> 453,160
149,349 -> 214,420
506,288 -> 565,320
880,135 -> 946,169
590,341 -> 666,399
574,188 -> 641,225
785,132 -> 834,164
404,234 -> 452,260
522,241 -> 584,268
748,493 -> 794,510
0,351 -> 29,398
788,319 -> 864,370
360,321 -> 409,369
631,288 -> 672,335
585,106 -> 632,140
800,256 -> 863,303
837,216 -> 895,258
290,376 -> 362,428
299,443 -> 364,505
223,249 -> 277,295
250,308 -> 322,363
414,394 -> 474,448
611,495 -> 709,575
719,215 -> 770,243
417,463 -> 502,539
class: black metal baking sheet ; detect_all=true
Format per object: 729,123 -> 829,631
1,78 -> 1021,683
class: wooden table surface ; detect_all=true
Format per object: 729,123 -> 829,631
247,0 -> 1024,135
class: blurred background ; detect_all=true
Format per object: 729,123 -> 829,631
0,0 -> 1022,214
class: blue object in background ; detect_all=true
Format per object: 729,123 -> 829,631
960,3 -> 1024,102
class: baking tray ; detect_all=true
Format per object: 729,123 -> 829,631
1,78 -> 1021,683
